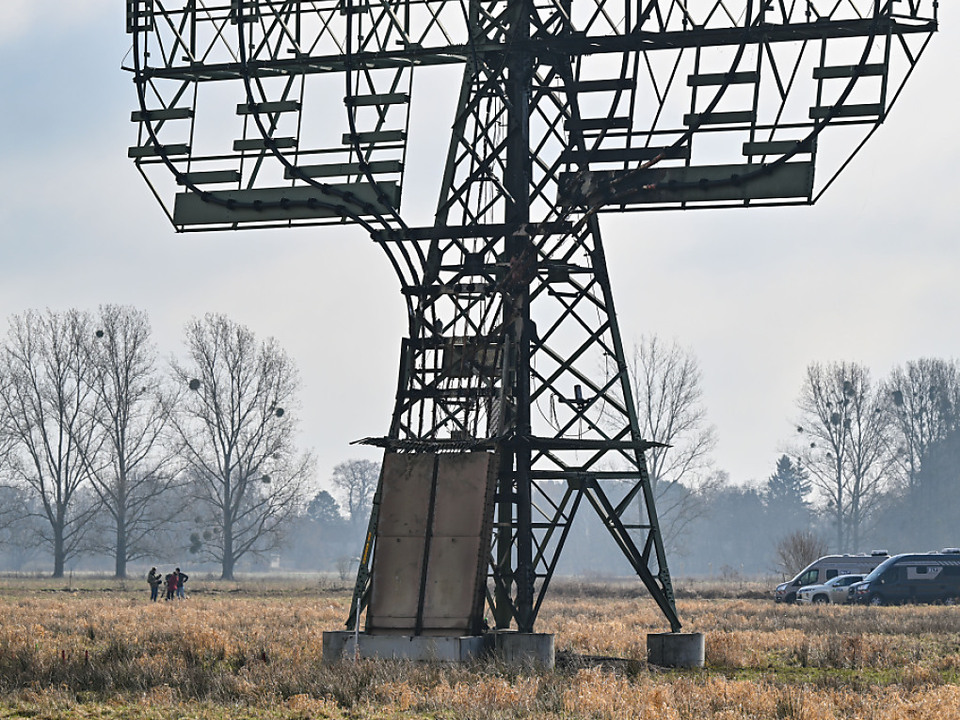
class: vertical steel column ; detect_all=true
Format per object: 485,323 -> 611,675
504,0 -> 534,634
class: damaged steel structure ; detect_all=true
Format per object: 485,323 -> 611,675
126,0 -> 938,640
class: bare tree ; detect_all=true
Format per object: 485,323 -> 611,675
0,309 -> 101,577
330,459 -> 380,527
0,484 -> 29,547
795,362 -> 892,552
775,529 -> 829,578
169,314 -> 313,580
82,305 -> 178,578
0,389 -> 19,545
627,336 -> 717,489
885,358 -> 960,491
622,336 -> 719,545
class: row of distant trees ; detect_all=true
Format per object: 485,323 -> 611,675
622,339 -> 960,572
0,307 -> 317,579
792,358 -> 960,554
2,311 -> 955,580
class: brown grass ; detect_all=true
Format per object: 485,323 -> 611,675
2,576 -> 960,718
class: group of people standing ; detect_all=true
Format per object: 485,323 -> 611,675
147,567 -> 188,601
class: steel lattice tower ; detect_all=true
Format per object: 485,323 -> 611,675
126,0 -> 938,635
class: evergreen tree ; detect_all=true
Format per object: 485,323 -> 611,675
307,490 -> 344,525
763,455 -> 813,527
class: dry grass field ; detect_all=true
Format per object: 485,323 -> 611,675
1,575 -> 959,719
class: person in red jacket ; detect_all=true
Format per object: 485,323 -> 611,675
164,571 -> 178,600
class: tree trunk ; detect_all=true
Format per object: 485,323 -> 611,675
221,554 -> 235,580
221,516 -> 234,580
53,525 -> 65,579
835,505 -> 843,553
115,519 -> 127,579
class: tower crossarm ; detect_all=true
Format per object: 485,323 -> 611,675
132,16 -> 935,83
126,0 -> 936,230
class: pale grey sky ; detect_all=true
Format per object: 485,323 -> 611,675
0,2 -> 956,491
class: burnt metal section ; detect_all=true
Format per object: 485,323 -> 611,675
560,162 -> 816,206
365,451 -> 497,636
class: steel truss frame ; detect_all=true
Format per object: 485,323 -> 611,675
126,0 -> 937,635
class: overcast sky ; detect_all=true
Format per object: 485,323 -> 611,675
0,2 -> 956,493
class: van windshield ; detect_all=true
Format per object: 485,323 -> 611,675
864,556 -> 898,582
790,560 -> 817,585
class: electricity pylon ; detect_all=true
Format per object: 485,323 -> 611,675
126,0 -> 938,634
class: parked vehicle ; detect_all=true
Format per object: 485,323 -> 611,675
796,574 -> 863,604
849,550 -> 960,606
774,552 -> 889,603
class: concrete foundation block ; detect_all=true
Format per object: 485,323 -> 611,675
489,631 -> 555,669
322,630 -> 351,662
321,631 -> 485,663
647,632 -> 705,668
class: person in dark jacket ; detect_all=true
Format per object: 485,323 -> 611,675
147,567 -> 162,602
175,568 -> 188,599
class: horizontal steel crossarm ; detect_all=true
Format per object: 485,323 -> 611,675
355,436 -> 499,451
132,16 -> 933,81
405,387 -> 500,399
529,470 -> 650,482
404,333 -> 501,349
133,51 -> 466,82
526,437 -> 666,452
373,222 -> 573,242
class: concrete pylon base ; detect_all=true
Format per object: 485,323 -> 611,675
647,632 -> 705,668
321,630 -> 556,666
322,631 -> 485,663
488,631 -> 556,668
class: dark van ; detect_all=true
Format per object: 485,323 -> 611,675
850,550 -> 960,605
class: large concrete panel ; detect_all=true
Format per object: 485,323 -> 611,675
367,535 -> 425,628
366,451 -> 497,636
422,535 -> 485,628
378,452 -> 433,537
433,453 -> 497,537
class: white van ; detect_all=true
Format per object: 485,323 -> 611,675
774,552 -> 889,602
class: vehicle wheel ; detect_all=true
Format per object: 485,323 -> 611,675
786,593 -> 797,603
813,595 -> 829,605
869,595 -> 885,606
